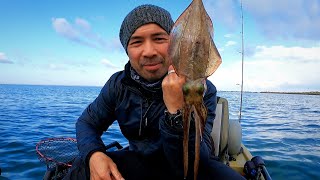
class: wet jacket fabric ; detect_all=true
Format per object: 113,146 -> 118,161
76,62 -> 217,175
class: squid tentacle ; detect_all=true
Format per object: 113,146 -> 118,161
195,103 -> 207,139
193,105 -> 201,180
183,105 -> 191,179
193,103 -> 207,180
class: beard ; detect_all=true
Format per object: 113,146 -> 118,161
140,56 -> 165,66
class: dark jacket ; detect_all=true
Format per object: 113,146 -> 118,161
76,62 -> 217,175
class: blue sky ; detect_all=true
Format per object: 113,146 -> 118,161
1,0 -> 319,92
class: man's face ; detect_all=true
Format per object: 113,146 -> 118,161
127,23 -> 170,82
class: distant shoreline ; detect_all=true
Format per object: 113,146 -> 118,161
260,91 -> 320,95
1,84 -> 319,95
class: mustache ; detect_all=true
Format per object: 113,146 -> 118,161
140,56 -> 165,66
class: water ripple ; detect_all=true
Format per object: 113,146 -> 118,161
0,86 -> 319,179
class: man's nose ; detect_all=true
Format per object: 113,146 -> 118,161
142,40 -> 157,57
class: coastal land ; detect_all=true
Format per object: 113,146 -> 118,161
260,91 -> 320,95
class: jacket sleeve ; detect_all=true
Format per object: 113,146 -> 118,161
159,80 -> 217,177
76,78 -> 117,164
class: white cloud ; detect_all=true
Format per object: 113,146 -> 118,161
225,41 -> 237,47
52,17 -> 122,52
0,52 -> 13,64
224,34 -> 234,38
244,0 -> 320,40
48,63 -> 68,70
204,0 -> 240,30
101,59 -> 120,69
254,46 -> 320,63
209,45 -> 320,92
75,18 -> 91,32
218,47 -> 224,52
52,18 -> 80,40
208,60 -> 242,91
204,0 -> 320,40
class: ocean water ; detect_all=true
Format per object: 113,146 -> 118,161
0,84 -> 319,180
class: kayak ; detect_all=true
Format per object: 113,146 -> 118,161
212,97 -> 272,180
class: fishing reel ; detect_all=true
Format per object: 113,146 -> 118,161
244,156 -> 268,180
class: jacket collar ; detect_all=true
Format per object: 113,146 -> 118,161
121,62 -> 164,99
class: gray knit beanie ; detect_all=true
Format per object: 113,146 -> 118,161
119,4 -> 174,52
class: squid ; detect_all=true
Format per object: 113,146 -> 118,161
168,0 -> 222,179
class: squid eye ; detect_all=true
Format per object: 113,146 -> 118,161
197,84 -> 204,95
183,84 -> 189,95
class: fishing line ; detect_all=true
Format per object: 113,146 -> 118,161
239,0 -> 244,121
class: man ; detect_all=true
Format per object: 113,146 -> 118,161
64,4 -> 244,180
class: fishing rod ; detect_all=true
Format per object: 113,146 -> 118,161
239,0 -> 244,121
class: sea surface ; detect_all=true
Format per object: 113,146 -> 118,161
0,84 -> 319,180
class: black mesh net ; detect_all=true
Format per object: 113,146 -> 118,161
36,138 -> 79,169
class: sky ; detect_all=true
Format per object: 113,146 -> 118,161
0,0 -> 319,92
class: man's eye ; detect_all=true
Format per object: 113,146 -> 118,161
154,37 -> 167,42
130,41 -> 141,45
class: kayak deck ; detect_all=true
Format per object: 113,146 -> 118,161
229,144 -> 252,175
229,144 -> 267,180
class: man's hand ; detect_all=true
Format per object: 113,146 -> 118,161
162,65 -> 186,113
89,151 -> 124,180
